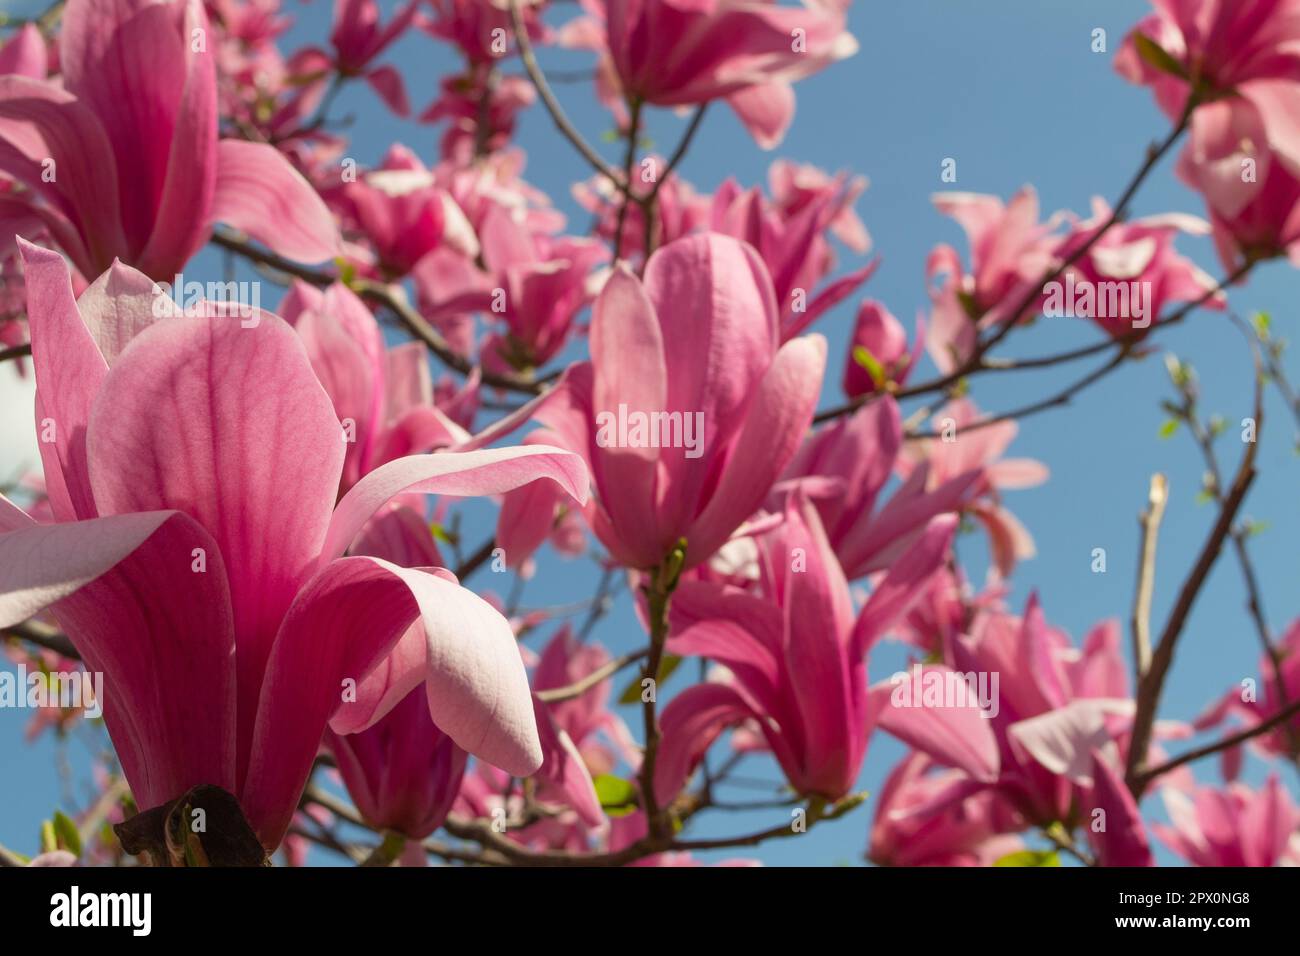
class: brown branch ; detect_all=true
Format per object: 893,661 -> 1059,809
613,98 -> 643,262
1137,696 -> 1300,788
535,646 -> 648,704
507,0 -> 623,189
210,227 -> 545,396
0,343 -> 31,363
813,111 -> 1235,428
4,619 -> 77,659
453,536 -> 498,581
1125,407 -> 1260,795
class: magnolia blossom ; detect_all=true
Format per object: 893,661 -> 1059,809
535,232 -> 828,571
335,144 -> 478,278
0,241 -> 588,851
868,753 -> 1023,867
566,0 -> 858,148
0,0 -> 339,281
925,188 -> 1062,372
1046,200 -> 1221,337
654,490 -> 994,803
842,301 -> 922,398
1154,776 -> 1300,867
1116,0 -> 1300,174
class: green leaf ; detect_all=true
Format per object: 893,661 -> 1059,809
1252,311 -> 1272,341
52,811 -> 82,857
993,849 -> 1061,867
39,819 -> 56,855
1133,33 -> 1187,79
618,654 -> 682,705
1158,418 -> 1180,440
852,345 -> 887,389
592,775 -> 638,817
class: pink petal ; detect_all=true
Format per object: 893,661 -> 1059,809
212,139 -> 342,264
322,445 -> 589,563
533,697 -> 604,828
20,239 -> 108,520
653,682 -> 755,807
850,515 -> 957,657
246,555 -> 540,848
1086,750 -> 1154,866
133,0 -> 219,279
686,333 -> 826,566
59,515 -> 236,812
870,665 -> 1001,783
725,81 -> 795,149
76,258 -> 168,365
0,24 -> 47,79
364,64 -> 410,117
84,309 -> 345,766
0,509 -> 183,627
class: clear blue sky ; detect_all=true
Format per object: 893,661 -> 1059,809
3,0 -> 1298,866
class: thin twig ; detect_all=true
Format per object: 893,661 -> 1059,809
535,646 -> 649,704
211,227 -> 545,396
1138,696 -> 1300,788
1125,395 -> 1261,794
1131,473 -> 1168,677
507,0 -> 623,189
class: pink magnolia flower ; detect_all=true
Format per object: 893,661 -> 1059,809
1154,776 -> 1300,867
327,683 -> 468,839
320,0 -> 420,117
535,232 -> 829,571
0,0 -> 340,281
881,592 -> 1160,865
337,144 -> 478,278
0,241 -> 588,850
568,0 -> 858,148
925,188 -> 1062,373
946,596 -> 1159,837
842,300 -> 923,398
780,396 -> 980,580
710,172 -> 877,340
868,752 -> 1023,867
654,490 -> 994,803
900,398 -> 1049,577
477,205 -> 608,372
1047,200 -> 1222,338
1115,0 -> 1300,174
1177,98 -> 1300,268
768,159 -> 871,254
